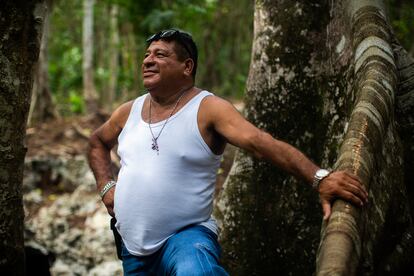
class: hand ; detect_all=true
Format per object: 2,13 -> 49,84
318,171 -> 368,221
102,187 -> 116,217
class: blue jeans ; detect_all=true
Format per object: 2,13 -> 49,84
121,225 -> 229,275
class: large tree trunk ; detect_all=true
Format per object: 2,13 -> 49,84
0,1 -> 45,274
216,0 -> 414,275
83,0 -> 98,113
28,0 -> 59,126
216,1 -> 334,274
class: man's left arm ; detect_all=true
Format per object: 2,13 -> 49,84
203,96 -> 368,220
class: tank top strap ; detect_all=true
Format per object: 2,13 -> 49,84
118,93 -> 147,144
182,90 -> 214,115
129,93 -> 147,123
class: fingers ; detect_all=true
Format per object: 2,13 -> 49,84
321,199 -> 331,221
318,171 -> 370,219
107,207 -> 115,217
101,189 -> 115,217
103,200 -> 115,217
105,201 -> 115,217
339,190 -> 365,207
343,181 -> 368,204
327,171 -> 369,203
343,172 -> 368,197
343,171 -> 361,182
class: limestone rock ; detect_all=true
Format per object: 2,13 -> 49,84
24,155 -> 122,275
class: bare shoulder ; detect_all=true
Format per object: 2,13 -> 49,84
198,94 -> 258,148
200,95 -> 239,118
201,94 -> 233,106
109,100 -> 134,129
93,100 -> 134,146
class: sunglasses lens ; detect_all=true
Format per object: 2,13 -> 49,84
160,30 -> 177,38
146,29 -> 193,59
146,33 -> 158,43
146,29 -> 178,43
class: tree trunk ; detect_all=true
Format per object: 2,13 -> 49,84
216,0 -> 414,275
83,0 -> 98,113
106,4 -> 119,110
122,22 -> 140,100
28,0 -> 59,126
0,1 -> 45,274
316,1 -> 414,275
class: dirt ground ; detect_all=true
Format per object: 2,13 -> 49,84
25,112 -> 109,158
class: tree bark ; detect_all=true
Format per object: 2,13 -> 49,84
28,0 -> 59,126
83,0 -> 98,113
393,38 -> 414,225
317,1 -> 414,275
0,1 -> 45,274
106,4 -> 119,110
216,0 -> 414,275
216,1 -> 335,274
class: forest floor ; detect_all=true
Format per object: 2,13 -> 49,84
25,112 -> 109,158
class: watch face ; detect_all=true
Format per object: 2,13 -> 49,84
316,169 -> 330,179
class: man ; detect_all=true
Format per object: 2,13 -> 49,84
88,29 -> 368,275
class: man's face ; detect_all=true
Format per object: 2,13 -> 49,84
141,40 -> 186,90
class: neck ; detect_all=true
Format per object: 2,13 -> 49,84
148,84 -> 194,106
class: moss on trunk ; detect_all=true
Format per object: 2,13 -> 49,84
216,0 -> 349,274
217,0 -> 414,275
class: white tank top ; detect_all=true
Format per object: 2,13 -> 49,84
114,90 -> 222,256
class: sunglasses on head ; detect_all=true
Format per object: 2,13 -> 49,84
146,29 -> 193,57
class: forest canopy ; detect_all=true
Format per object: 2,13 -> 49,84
47,0 -> 253,117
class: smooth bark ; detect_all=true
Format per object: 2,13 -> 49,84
83,0 -> 98,113
106,4 -> 119,110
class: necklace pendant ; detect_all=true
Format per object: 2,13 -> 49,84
151,138 -> 159,154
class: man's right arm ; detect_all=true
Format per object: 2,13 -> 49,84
87,101 -> 133,216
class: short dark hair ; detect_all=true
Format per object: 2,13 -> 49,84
146,29 -> 198,79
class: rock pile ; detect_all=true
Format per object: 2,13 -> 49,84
24,155 -> 122,275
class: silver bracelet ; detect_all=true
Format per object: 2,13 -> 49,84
99,180 -> 116,199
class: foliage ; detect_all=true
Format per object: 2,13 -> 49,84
45,0 -> 413,117
69,91 -> 85,114
46,0 -> 253,116
48,0 -> 83,115
387,0 -> 414,51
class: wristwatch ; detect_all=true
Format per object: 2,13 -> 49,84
312,169 -> 331,190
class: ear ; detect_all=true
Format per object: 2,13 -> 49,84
183,58 -> 194,77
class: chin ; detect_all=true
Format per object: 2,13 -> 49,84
143,77 -> 161,90
143,81 -> 156,90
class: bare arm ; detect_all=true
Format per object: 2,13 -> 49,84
202,96 -> 368,219
87,101 -> 133,216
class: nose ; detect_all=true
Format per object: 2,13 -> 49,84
143,53 -> 155,67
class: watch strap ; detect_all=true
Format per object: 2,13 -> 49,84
312,169 -> 331,190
